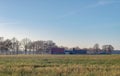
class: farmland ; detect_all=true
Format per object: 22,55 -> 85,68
0,55 -> 120,76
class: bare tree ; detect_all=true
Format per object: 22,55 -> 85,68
73,46 -> 81,50
0,37 -> 4,41
29,41 -> 36,54
59,46 -> 69,50
30,40 -> 57,54
3,39 -> 12,54
34,40 -> 45,54
21,38 -> 31,54
93,43 -> 100,54
0,37 -> 4,54
11,37 -> 20,54
102,45 -> 114,54
16,41 -> 20,54
45,40 -> 57,54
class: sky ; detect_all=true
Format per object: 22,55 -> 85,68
0,0 -> 120,49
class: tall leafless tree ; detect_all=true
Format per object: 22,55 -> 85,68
11,37 -> 20,54
102,45 -> 114,54
3,39 -> 12,54
93,43 -> 100,54
45,40 -> 57,54
21,38 -> 31,54
0,37 -> 4,54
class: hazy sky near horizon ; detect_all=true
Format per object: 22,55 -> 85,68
0,0 -> 120,49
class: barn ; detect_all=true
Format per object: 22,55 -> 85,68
51,48 -> 65,54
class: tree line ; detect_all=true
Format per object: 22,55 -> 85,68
0,37 -> 114,55
0,37 -> 57,54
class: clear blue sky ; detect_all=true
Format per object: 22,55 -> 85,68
0,0 -> 120,49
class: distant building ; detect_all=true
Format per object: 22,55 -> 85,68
51,48 -> 65,54
112,50 -> 120,54
64,48 -> 87,54
73,50 -> 87,54
64,50 -> 74,54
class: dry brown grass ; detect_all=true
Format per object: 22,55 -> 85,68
0,55 -> 120,76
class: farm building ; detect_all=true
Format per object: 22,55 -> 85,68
64,50 -> 74,54
51,48 -> 65,54
64,49 -> 87,54
73,50 -> 87,54
112,50 -> 120,54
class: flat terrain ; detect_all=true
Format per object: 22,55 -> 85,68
0,55 -> 120,76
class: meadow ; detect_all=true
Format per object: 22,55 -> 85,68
0,55 -> 120,76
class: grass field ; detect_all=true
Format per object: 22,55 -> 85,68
0,55 -> 120,76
